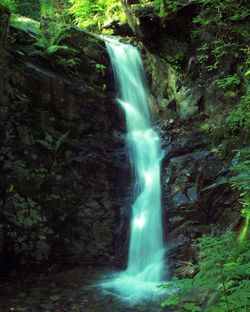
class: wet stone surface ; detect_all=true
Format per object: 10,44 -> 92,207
0,266 -> 163,312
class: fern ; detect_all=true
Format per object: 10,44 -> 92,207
0,0 -> 16,11
161,232 -> 250,311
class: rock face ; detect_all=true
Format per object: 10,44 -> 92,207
140,2 -> 243,277
0,3 -> 243,278
0,24 -> 128,268
161,129 -> 241,277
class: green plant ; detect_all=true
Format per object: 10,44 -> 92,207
226,88 -> 250,134
40,0 -> 56,16
46,44 -> 70,55
39,1 -> 70,47
153,0 -> 166,18
39,23 -> 64,49
68,0 -> 125,31
45,44 -> 80,69
15,0 -> 40,19
36,131 -> 69,156
0,0 -> 16,11
56,56 -> 80,68
153,0 -> 182,18
214,75 -> 241,90
4,193 -> 43,227
231,148 -> 250,225
192,0 -> 249,77
95,63 -> 106,77
161,232 -> 250,311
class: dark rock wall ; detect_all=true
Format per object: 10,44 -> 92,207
161,129 -> 241,277
0,25 -> 127,268
0,3 -> 243,277
140,4 -> 242,277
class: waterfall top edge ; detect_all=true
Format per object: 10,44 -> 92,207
101,35 -> 135,47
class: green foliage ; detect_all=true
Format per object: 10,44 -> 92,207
231,148 -> 250,221
68,0 -> 125,31
161,232 -> 250,311
39,1 -> 71,47
46,44 -> 70,55
194,0 -> 250,27
191,1 -> 250,217
153,0 -> 181,18
0,0 -> 16,11
226,87 -> 250,134
153,0 -> 166,18
214,83 -> 250,159
4,193 -> 43,227
193,0 -> 250,70
95,63 -> 106,77
41,0 -> 56,16
214,75 -> 241,90
56,56 -> 80,68
213,74 -> 242,98
39,23 -> 67,49
15,0 -> 40,19
36,131 -> 70,155
45,43 -> 80,69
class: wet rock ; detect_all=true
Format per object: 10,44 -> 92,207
9,25 -> 37,44
0,24 -> 126,268
163,131 -> 241,277
203,82 -> 223,115
176,85 -> 203,118
187,187 -> 198,203
173,192 -> 189,207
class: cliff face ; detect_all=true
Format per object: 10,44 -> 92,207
143,51 -> 242,276
0,18 -> 129,268
0,3 -> 244,277
140,3 -> 244,277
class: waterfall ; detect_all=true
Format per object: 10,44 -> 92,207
102,38 -> 165,302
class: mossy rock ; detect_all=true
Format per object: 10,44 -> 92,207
56,27 -> 107,62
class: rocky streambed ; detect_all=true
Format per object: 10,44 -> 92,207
0,266 -> 163,312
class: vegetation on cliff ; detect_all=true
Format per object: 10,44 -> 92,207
154,1 -> 249,311
161,232 -> 250,311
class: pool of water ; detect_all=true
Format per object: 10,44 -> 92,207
0,266 -> 164,312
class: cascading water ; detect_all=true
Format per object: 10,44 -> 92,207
101,38 -> 165,303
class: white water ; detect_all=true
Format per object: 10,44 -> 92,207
102,38 -> 165,303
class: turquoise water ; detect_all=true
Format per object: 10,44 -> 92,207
103,38 -> 165,303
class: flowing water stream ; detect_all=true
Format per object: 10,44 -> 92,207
101,38 -> 165,303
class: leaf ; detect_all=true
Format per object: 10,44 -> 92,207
46,45 -> 69,55
36,139 -> 53,151
161,295 -> 179,307
244,69 -> 250,77
45,133 -> 53,143
183,303 -> 202,312
27,197 -> 36,208
55,131 -> 69,153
